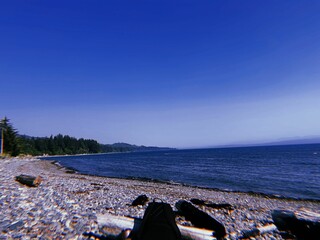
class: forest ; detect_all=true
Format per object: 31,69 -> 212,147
0,117 -> 101,156
0,117 -> 171,156
20,134 -> 101,156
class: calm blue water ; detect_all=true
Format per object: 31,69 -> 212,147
42,144 -> 320,200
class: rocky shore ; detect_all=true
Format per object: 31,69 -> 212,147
0,157 -> 319,239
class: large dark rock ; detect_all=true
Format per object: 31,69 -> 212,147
176,200 -> 226,240
190,198 -> 233,210
190,198 -> 206,205
131,195 -> 149,206
272,209 -> 320,239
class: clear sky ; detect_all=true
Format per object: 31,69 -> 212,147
1,1 -> 320,148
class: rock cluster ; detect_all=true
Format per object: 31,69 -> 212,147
0,157 -> 319,239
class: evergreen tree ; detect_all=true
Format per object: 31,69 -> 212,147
0,117 -> 20,156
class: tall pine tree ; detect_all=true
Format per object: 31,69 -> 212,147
0,117 -> 20,156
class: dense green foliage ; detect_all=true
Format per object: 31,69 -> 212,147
19,137 -> 171,156
1,117 -> 172,156
19,134 -> 101,156
0,117 -> 20,156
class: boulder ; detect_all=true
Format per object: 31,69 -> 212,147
272,209 -> 320,239
176,200 -> 226,240
131,195 -> 149,206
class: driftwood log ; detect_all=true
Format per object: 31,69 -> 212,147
97,213 -> 217,240
272,209 -> 320,239
176,200 -> 226,240
15,175 -> 42,187
242,224 -> 277,238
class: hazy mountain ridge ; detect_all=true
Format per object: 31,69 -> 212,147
216,137 -> 320,149
266,137 -> 320,146
100,142 -> 174,152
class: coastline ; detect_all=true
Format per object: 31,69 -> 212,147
48,158 -> 320,203
1,157 -> 319,239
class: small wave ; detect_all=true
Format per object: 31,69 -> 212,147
125,176 -> 182,186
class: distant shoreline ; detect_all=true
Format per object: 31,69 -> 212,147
38,151 -> 122,158
183,142 -> 320,151
34,142 -> 320,158
37,148 -> 175,159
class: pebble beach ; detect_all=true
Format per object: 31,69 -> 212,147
0,157 -> 319,239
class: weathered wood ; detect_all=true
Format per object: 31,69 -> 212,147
242,224 -> 277,238
15,174 -> 42,187
176,200 -> 226,240
295,208 -> 320,221
272,209 -> 320,239
97,213 -> 217,240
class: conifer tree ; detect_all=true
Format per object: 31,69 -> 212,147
0,117 -> 20,156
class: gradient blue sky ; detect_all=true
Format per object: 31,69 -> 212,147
1,1 -> 320,148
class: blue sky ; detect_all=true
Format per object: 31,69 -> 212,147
1,1 -> 320,148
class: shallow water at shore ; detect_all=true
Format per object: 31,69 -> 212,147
43,144 -> 320,200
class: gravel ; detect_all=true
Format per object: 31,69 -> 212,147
0,157 -> 319,239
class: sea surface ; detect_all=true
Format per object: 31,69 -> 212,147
42,144 -> 320,200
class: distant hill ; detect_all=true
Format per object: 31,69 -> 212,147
265,137 -> 320,146
210,137 -> 320,148
100,142 -> 174,153
216,137 -> 320,149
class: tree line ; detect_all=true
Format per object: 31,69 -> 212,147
0,117 -> 20,156
20,134 -> 101,156
0,117 -> 101,156
1,117 -> 169,157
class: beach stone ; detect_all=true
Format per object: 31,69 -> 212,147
0,220 -> 11,231
8,220 -> 24,231
12,233 -> 24,239
1,158 -> 319,239
245,213 -> 253,220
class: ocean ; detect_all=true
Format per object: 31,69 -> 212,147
42,144 -> 320,200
